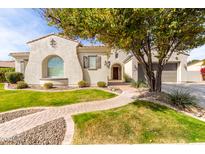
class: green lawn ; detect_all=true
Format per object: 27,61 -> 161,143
0,83 -> 116,113
73,100 -> 205,144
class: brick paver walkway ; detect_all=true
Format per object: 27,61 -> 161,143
0,85 -> 138,144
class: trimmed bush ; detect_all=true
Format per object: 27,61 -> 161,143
43,82 -> 53,89
16,81 -> 28,89
131,80 -> 148,88
0,68 -> 15,83
5,72 -> 24,84
78,80 -> 88,88
97,81 -> 106,87
168,89 -> 197,109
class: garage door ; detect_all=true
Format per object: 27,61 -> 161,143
138,63 -> 178,82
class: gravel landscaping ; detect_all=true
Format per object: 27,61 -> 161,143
0,118 -> 66,145
0,109 -> 45,124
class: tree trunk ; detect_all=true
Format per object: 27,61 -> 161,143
141,64 -> 156,92
155,65 -> 163,92
147,71 -> 156,92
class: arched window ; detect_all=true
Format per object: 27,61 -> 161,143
47,56 -> 64,78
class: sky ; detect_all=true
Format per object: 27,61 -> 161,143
0,8 -> 204,61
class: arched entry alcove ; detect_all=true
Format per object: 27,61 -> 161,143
111,64 -> 122,80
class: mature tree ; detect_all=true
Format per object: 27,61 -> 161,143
42,8 -> 205,92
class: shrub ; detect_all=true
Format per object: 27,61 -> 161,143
16,81 -> 28,89
0,68 -> 15,83
5,72 -> 24,84
168,89 -> 197,109
124,73 -> 133,83
131,80 -> 148,88
78,80 -> 88,88
43,82 -> 53,89
97,81 -> 106,87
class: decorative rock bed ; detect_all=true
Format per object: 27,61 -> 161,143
0,118 -> 66,145
0,109 -> 45,124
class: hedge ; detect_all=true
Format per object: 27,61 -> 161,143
0,68 -> 15,83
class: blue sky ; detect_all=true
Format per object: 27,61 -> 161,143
0,8 -> 204,61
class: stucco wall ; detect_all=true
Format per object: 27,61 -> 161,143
108,49 -> 128,80
177,54 -> 188,82
78,51 -> 108,85
187,71 -> 202,82
15,59 -> 21,73
124,59 -> 133,78
25,35 -> 83,86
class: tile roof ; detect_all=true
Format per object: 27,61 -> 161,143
0,61 -> 15,68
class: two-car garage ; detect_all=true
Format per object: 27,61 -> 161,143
138,63 -> 178,82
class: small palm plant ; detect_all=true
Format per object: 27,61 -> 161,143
168,89 -> 197,109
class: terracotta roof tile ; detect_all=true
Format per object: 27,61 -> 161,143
0,61 -> 15,68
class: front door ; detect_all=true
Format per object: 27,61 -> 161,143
113,67 -> 119,80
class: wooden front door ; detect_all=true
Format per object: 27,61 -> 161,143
113,67 -> 119,80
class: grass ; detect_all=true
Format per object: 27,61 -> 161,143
73,100 -> 205,144
0,83 -> 116,113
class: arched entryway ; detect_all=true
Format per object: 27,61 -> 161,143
111,64 -> 122,80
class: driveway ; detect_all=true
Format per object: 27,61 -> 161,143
162,83 -> 205,108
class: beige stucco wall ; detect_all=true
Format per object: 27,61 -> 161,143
187,71 -> 202,82
78,49 -> 108,85
108,49 -> 128,81
124,59 -> 133,78
14,59 -> 22,73
25,35 -> 83,86
176,54 -> 188,82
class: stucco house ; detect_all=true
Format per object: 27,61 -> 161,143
187,60 -> 205,82
10,34 -> 188,86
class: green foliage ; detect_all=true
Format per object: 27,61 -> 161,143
43,82 -> 53,89
78,80 -> 88,88
97,81 -> 106,87
124,73 -> 133,83
5,72 -> 24,84
131,80 -> 148,88
16,81 -> 29,89
168,89 -> 197,109
0,68 -> 15,83
44,8 -> 205,92
44,8 -> 205,54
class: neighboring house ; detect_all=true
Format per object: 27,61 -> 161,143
187,61 -> 204,71
187,61 -> 204,82
10,34 -> 188,86
0,61 -> 15,68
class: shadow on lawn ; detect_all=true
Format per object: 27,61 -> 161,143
133,100 -> 169,113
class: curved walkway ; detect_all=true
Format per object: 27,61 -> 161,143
0,86 -> 137,144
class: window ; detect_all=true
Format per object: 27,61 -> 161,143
88,56 -> 97,69
47,56 -> 64,78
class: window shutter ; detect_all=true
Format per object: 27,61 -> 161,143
83,56 -> 88,68
97,56 -> 101,69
